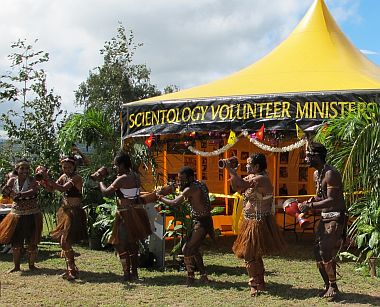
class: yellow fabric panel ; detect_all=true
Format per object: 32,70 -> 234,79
231,192 -> 244,234
209,192 -> 244,234
135,0 -> 380,104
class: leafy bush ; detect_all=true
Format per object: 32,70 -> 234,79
92,197 -> 117,247
158,193 -> 224,256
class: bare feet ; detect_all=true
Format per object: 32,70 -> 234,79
318,285 -> 329,297
29,264 -> 39,271
186,276 -> 195,287
7,267 -> 21,273
62,269 -> 78,281
199,274 -> 211,284
257,282 -> 267,291
129,272 -> 144,283
123,272 -> 131,282
60,271 -> 67,278
65,271 -> 77,281
323,283 -> 340,299
249,283 -> 266,297
250,286 -> 259,297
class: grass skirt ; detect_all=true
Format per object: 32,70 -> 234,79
51,206 -> 88,244
109,207 -> 152,245
232,215 -> 286,260
0,212 -> 43,245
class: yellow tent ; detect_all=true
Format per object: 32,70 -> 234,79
122,0 -> 380,138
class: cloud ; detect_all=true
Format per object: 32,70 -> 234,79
360,49 -> 378,56
325,0 -> 362,23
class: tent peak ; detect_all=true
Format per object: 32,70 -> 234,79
293,0 -> 341,35
134,0 -> 380,103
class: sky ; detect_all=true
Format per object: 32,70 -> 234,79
0,0 -> 379,116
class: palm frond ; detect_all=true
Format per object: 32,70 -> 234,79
57,109 -> 114,154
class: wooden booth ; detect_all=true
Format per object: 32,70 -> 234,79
135,133 -> 316,235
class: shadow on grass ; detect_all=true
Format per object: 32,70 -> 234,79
144,273 -> 248,290
19,267 -> 61,276
335,292 -> 380,305
206,264 -> 245,276
73,270 -> 125,284
0,246 -> 64,263
205,264 -> 277,278
205,234 -> 317,262
266,281 -> 321,299
265,281 -> 380,305
15,266 -> 125,284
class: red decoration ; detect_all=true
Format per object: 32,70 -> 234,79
254,124 -> 265,141
145,135 -> 153,148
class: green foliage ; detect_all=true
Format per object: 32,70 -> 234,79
124,139 -> 163,181
158,192 -> 223,256
57,109 -> 162,183
57,109 -> 115,165
315,102 -> 380,271
68,23 -> 165,182
54,24 -> 176,242
92,197 -> 117,246
0,39 -> 64,170
315,103 -> 379,196
0,141 -> 15,181
0,39 -> 65,229
163,85 -> 180,94
75,23 -> 160,136
158,194 -> 192,256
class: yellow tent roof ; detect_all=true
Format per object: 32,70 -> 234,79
136,0 -> 380,104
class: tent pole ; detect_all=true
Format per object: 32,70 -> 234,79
223,149 -> 229,207
273,152 -> 279,219
196,150 -> 202,181
274,152 -> 278,197
163,144 -> 168,185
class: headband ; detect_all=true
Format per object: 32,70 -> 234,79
15,161 -> 30,168
60,157 -> 76,165
305,150 -> 319,156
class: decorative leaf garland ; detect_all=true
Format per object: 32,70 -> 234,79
249,137 -> 307,152
188,139 -> 239,157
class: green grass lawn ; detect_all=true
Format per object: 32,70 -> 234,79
1,234 -> 379,306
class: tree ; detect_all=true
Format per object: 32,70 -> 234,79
75,23 -> 161,155
0,39 -> 64,225
315,102 -> 380,276
0,39 -> 64,168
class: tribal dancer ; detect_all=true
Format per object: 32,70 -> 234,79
45,156 -> 87,280
157,166 -> 214,286
298,142 -> 346,299
0,159 -> 43,272
93,151 -> 152,282
226,153 -> 286,296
